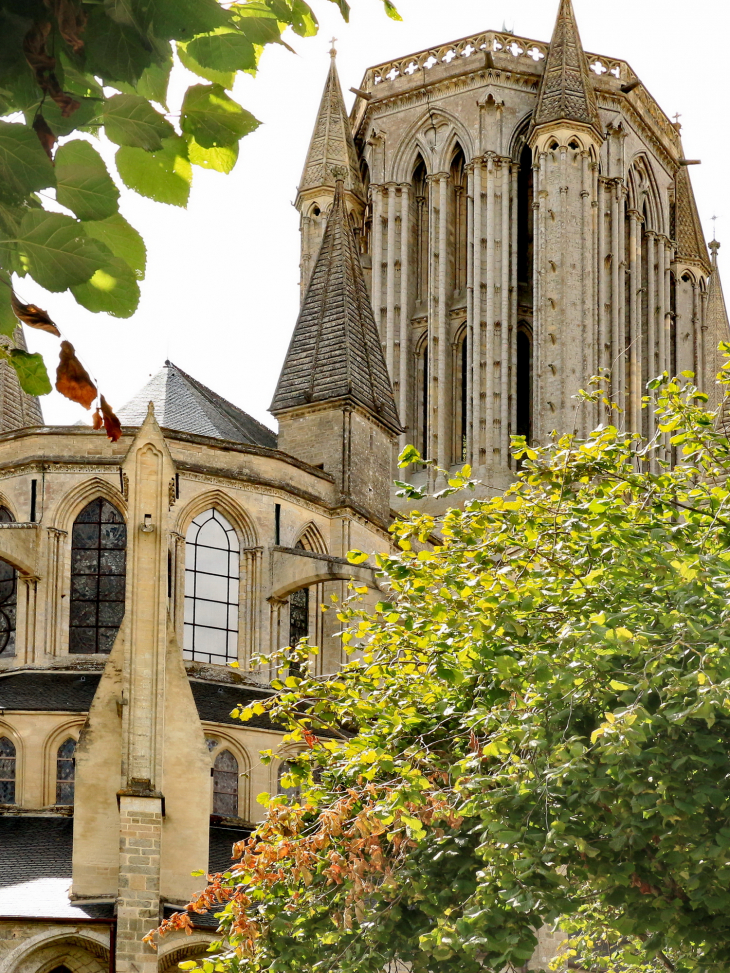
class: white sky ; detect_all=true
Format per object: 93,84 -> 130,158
25,0 -> 730,428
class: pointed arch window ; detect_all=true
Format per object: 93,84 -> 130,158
212,749 -> 238,817
0,506 -> 16,658
69,498 -> 127,655
451,148 -> 468,293
56,738 -> 76,804
184,509 -> 240,665
0,736 -> 16,804
413,156 -> 430,302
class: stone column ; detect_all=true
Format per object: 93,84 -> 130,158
499,158 -> 511,463
646,230 -> 657,443
628,210 -> 639,433
465,164 -> 474,463
371,185 -> 384,339
597,178 -> 608,416
509,163 -> 519,447
471,159 -> 483,469
399,183 -> 410,454
484,154 -> 496,469
610,180 -> 622,413
386,183 -> 398,375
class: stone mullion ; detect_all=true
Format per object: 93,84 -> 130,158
437,172 -> 449,474
386,183 -> 398,375
465,164 -> 474,464
597,178 -> 608,418
399,183 -> 410,454
426,173 -> 438,473
471,159 -> 483,468
509,163 -> 518,451
628,210 -> 640,434
500,159 -> 510,463
484,154 -> 496,470
646,230 -> 657,449
534,153 -> 546,442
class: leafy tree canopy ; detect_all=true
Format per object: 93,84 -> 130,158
154,371 -> 730,973
0,0 -> 398,411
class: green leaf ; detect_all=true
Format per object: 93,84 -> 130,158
116,135 -> 192,207
135,58 -> 173,109
398,444 -> 422,467
382,0 -> 402,20
231,4 -> 289,47
177,41 -> 236,89
14,210 -> 109,291
82,213 -> 146,280
187,28 -> 257,74
0,121 -> 55,204
84,7 -> 155,84
57,57 -> 105,100
7,349 -> 52,396
71,255 -> 140,318
0,271 -> 17,338
23,99 -> 102,139
346,550 -> 369,565
103,93 -> 174,150
138,0 -> 230,41
180,84 -> 260,149
288,0 -> 319,36
55,140 -> 120,221
326,0 -> 351,21
186,135 -> 239,173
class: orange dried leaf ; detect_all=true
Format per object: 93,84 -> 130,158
56,340 -> 96,409
91,409 -> 103,430
100,395 -> 122,442
10,290 -> 61,335
32,113 -> 57,162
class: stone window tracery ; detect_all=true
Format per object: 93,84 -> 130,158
56,737 -> 76,804
212,748 -> 238,817
69,498 -> 127,655
0,736 -> 16,804
184,509 -> 240,665
0,506 -> 17,658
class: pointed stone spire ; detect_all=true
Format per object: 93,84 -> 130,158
0,326 -> 43,433
272,178 -> 400,435
674,165 -> 710,267
298,50 -> 363,200
707,241 -> 730,415
532,0 -> 602,139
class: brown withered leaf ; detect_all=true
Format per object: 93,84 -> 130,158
44,0 -> 87,55
100,395 -> 122,442
56,340 -> 97,409
91,408 -> 103,431
10,290 -> 61,336
32,114 -> 56,162
23,21 -> 80,120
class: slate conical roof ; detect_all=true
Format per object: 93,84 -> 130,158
298,50 -> 363,198
117,362 -> 277,448
532,0 -> 602,139
675,165 -> 710,267
270,180 -> 401,435
0,326 -> 43,433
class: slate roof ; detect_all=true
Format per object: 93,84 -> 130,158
0,671 -> 100,711
675,164 -> 710,267
117,361 -> 277,448
0,325 -> 44,435
190,679 -> 276,731
299,51 -> 364,198
532,0 -> 602,139
270,180 -> 402,435
0,817 -> 113,918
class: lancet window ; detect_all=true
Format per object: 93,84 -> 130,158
56,738 -> 76,804
0,736 -> 16,804
69,498 -> 127,655
516,324 -> 533,443
451,148 -> 468,294
184,509 -> 240,665
212,749 -> 238,817
0,506 -> 16,658
413,156 -> 430,302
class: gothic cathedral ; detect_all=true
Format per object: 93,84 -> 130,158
0,2 -> 727,971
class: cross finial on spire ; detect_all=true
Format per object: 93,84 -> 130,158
329,37 -> 337,57
673,112 -> 682,128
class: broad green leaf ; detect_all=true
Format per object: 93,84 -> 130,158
0,271 -> 17,338
57,56 -> 105,100
84,7 -> 155,84
7,349 -> 52,396
187,28 -> 258,74
176,42 -> 236,89
180,84 -> 260,149
326,0 -> 351,21
135,58 -> 173,109
14,210 -> 109,291
103,93 -> 174,150
0,121 -> 55,203
137,0 -> 230,40
82,214 -> 146,280
116,136 -> 192,207
230,4 -> 289,47
55,140 -> 120,221
187,135 -> 238,173
23,98 -> 102,138
71,255 -> 140,317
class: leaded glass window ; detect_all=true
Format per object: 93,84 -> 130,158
0,736 -> 16,804
0,506 -> 16,658
69,499 -> 127,654
56,738 -> 76,804
212,749 -> 238,817
184,509 -> 239,665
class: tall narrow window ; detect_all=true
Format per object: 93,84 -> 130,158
0,504 -> 16,659
517,144 -> 534,299
451,149 -> 467,293
289,588 -> 309,648
213,749 -> 238,817
460,334 -> 468,461
516,325 -> 533,442
413,156 -> 430,302
0,736 -> 16,804
184,509 -> 239,665
419,341 -> 429,458
69,499 -> 126,654
56,738 -> 76,804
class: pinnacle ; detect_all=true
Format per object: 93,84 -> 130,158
270,181 -> 401,435
298,55 -> 364,199
532,0 -> 602,139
